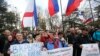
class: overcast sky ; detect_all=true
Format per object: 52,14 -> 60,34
6,0 -> 87,20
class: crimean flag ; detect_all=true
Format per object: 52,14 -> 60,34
22,0 -> 38,28
66,0 -> 82,16
48,0 -> 59,16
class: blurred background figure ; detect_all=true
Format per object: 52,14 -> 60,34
3,35 -> 14,56
22,30 -> 29,40
77,28 -> 94,56
27,34 -> 34,43
0,29 -> 11,56
93,27 -> 100,48
42,31 -> 68,50
34,34 -> 41,42
67,28 -> 79,56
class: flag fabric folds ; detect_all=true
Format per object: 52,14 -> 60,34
78,11 -> 93,24
34,0 -> 38,27
84,18 -> 93,25
22,0 -> 38,28
48,0 -> 59,16
66,0 -> 82,16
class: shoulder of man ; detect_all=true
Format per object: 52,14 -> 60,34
23,40 -> 29,43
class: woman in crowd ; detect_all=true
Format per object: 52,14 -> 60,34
3,35 -> 14,56
41,31 -> 68,50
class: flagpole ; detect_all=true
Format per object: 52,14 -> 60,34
33,0 -> 38,30
88,0 -> 94,25
50,17 -> 53,30
32,0 -> 35,30
60,0 -> 64,33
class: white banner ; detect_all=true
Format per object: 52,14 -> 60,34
81,43 -> 100,56
10,43 -> 43,56
42,46 -> 73,56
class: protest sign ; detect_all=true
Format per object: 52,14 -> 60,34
81,43 -> 100,56
42,46 -> 73,56
10,43 -> 43,56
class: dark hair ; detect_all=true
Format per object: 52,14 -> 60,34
0,29 -> 6,33
58,32 -> 63,35
16,32 -> 23,35
34,34 -> 40,38
81,28 -> 88,31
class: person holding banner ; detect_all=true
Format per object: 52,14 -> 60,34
77,28 -> 94,56
0,29 -> 11,56
3,35 -> 14,56
93,27 -> 100,48
43,31 -> 68,50
67,28 -> 79,56
12,32 -> 29,44
6,32 -> 29,55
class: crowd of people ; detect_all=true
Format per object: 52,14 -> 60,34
0,26 -> 100,56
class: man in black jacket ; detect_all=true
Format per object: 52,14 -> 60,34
77,28 -> 93,56
0,29 -> 11,56
67,28 -> 79,56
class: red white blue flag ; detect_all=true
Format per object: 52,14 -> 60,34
66,0 -> 82,16
84,18 -> 93,25
48,0 -> 59,16
22,0 -> 38,28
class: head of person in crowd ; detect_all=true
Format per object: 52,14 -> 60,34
3,29 -> 11,37
7,35 -> 13,42
48,31 -> 54,38
34,30 -> 39,35
27,34 -> 34,43
12,29 -> 19,39
34,34 -> 41,42
41,31 -> 49,39
22,30 -> 29,38
58,31 -> 63,39
75,27 -> 82,34
41,31 -> 53,43
77,29 -> 82,34
12,32 -> 29,44
16,32 -> 24,42
69,28 -> 76,34
81,28 -> 88,35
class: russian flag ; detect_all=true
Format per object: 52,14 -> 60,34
84,18 -> 93,25
22,0 -> 38,28
48,0 -> 59,16
66,0 -> 82,16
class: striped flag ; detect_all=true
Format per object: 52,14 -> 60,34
22,0 -> 38,28
66,0 -> 82,16
84,18 -> 93,25
48,0 -> 59,16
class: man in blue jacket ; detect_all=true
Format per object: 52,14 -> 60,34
93,28 -> 100,48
